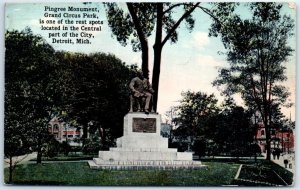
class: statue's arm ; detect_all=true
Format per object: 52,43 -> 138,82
129,78 -> 137,93
147,80 -> 155,93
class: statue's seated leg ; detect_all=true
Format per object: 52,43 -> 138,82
150,95 -> 154,113
129,95 -> 134,112
137,97 -> 141,112
130,95 -> 143,112
140,97 -> 146,112
144,92 -> 152,113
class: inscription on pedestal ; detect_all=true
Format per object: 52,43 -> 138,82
132,118 -> 156,133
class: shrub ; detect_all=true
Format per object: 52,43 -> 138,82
82,135 -> 102,154
43,138 -> 60,158
60,141 -> 71,156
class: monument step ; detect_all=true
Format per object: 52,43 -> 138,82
98,150 -> 179,161
93,158 -> 202,165
88,159 -> 206,170
89,113 -> 204,169
109,147 -> 178,152
116,136 -> 169,149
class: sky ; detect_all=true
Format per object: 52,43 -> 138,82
2,0 -> 297,123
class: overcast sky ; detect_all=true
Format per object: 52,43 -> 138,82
3,1 -> 297,122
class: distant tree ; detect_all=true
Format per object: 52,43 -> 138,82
211,2 -> 294,160
212,106 -> 253,157
171,91 -> 255,157
171,91 -> 219,152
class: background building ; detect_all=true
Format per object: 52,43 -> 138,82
256,122 -> 294,154
48,117 -> 83,146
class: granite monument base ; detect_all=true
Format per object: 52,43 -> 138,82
88,112 -> 205,170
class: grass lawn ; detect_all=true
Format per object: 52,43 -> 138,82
4,159 -> 293,186
233,160 -> 293,186
4,161 -> 240,186
235,165 -> 285,186
201,158 -> 293,186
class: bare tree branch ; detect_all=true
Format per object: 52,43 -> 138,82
161,2 -> 200,47
163,3 -> 186,15
197,5 -> 222,26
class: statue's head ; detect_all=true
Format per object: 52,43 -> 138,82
137,71 -> 144,79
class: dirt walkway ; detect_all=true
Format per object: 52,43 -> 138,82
4,152 -> 37,168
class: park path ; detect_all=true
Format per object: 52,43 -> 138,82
270,153 -> 295,173
272,153 -> 295,186
263,152 -> 295,185
3,152 -> 37,168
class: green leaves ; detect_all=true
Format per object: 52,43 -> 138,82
104,3 -> 199,50
5,29 -> 136,161
171,91 -> 255,156
212,2 -> 294,109
5,29 -> 57,161
104,3 -> 134,47
56,52 -> 135,139
210,3 -> 295,160
172,91 -> 219,137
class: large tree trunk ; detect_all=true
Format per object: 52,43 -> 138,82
127,3 -> 149,78
265,124 -> 271,160
37,152 -> 42,164
9,156 -> 13,184
151,3 -> 163,112
141,40 -> 149,79
36,136 -> 43,164
151,3 -> 199,112
36,147 -> 42,164
83,124 -> 88,139
152,47 -> 162,112
81,123 -> 88,147
79,118 -> 90,146
264,112 -> 271,161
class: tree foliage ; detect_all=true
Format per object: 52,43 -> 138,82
103,2 -> 236,111
82,134 -> 102,155
104,3 -> 197,56
171,91 -> 219,153
5,28 -> 58,182
55,51 -> 136,147
5,28 -> 57,161
210,2 -> 294,160
212,106 -> 253,156
170,91 -> 256,157
172,91 -> 219,137
5,28 -> 137,174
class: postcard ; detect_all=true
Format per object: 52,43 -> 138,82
3,1 -> 296,186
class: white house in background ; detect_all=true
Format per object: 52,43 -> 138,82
48,116 -> 83,146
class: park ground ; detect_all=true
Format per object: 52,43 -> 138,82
3,153 -> 294,186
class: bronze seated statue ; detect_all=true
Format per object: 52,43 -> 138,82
129,93 -> 154,113
129,71 -> 155,114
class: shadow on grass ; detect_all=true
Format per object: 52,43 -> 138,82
200,157 -> 293,186
233,165 -> 287,186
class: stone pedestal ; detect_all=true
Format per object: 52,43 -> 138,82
88,113 -> 204,169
